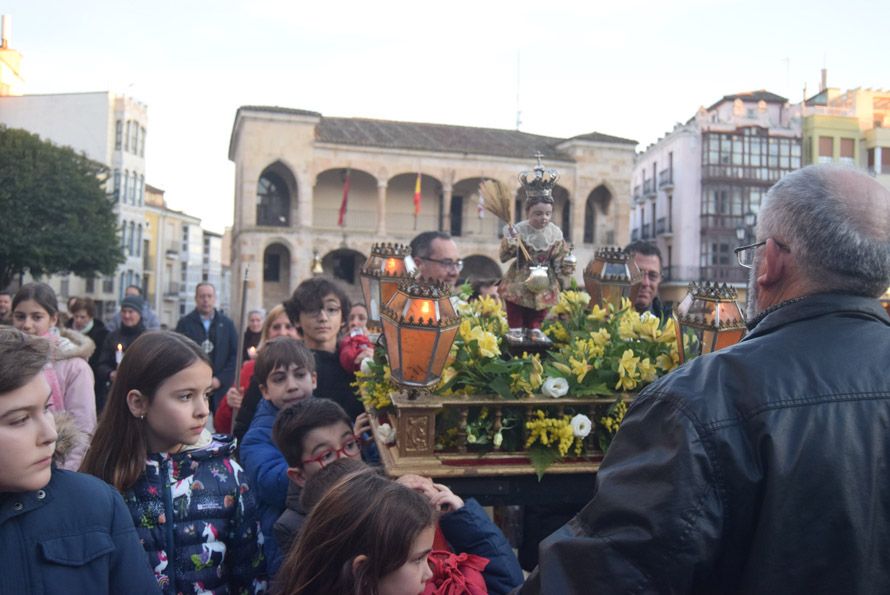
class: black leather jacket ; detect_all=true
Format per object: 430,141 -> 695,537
521,294 -> 890,594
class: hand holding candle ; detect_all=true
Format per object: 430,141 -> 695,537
115,343 -> 123,366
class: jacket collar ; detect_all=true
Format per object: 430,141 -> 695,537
744,293 -> 890,340
0,471 -> 56,526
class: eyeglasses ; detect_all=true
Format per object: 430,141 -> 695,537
304,306 -> 341,320
639,270 -> 661,283
419,257 -> 464,272
734,239 -> 789,268
301,436 -> 362,468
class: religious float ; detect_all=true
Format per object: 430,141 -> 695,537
357,159 -> 748,482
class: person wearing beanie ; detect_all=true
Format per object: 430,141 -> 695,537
105,285 -> 161,332
94,295 -> 148,411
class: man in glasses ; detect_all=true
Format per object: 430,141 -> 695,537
625,240 -> 667,319
409,230 -> 462,288
521,164 -> 890,594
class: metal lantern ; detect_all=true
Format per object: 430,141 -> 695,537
360,243 -> 412,325
380,278 -> 460,393
583,246 -> 642,309
560,247 -> 577,278
674,282 -> 747,363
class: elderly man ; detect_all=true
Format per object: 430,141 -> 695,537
410,231 -> 462,288
624,240 -> 668,318
520,165 -> 890,594
175,282 -> 237,411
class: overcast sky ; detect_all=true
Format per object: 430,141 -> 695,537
5,0 -> 888,232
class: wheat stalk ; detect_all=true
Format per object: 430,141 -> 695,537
478,179 -> 531,261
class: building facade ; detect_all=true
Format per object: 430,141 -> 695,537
631,91 -> 803,306
802,86 -> 890,190
228,107 -> 637,314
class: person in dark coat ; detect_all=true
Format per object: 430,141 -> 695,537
0,328 -> 159,594
520,164 -> 890,594
68,297 -> 109,410
625,240 -> 669,319
95,295 -> 146,410
174,283 -> 237,412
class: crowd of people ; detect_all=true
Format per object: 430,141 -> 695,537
1,163 -> 890,594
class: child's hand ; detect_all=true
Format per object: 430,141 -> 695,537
354,347 -> 374,367
353,412 -> 372,437
429,483 -> 464,513
397,474 -> 436,497
225,387 -> 243,409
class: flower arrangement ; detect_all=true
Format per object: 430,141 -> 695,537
354,288 -> 682,477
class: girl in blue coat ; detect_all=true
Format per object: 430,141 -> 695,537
81,331 -> 267,594
0,328 -> 159,594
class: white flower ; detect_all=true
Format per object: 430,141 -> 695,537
376,423 -> 397,445
493,431 -> 504,448
541,376 -> 569,398
359,357 -> 373,375
571,414 -> 592,439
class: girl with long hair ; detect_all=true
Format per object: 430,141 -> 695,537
275,468 -> 434,595
81,331 -> 266,594
12,282 -> 96,470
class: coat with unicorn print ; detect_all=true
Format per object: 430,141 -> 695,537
123,431 -> 267,594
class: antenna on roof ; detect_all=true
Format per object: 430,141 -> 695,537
515,51 -> 522,131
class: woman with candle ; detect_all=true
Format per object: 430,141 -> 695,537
95,295 -> 147,410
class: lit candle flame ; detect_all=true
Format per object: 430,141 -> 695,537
248,346 -> 257,359
385,258 -> 397,274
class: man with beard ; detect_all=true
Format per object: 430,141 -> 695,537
519,165 -> 890,594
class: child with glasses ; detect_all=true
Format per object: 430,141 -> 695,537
272,399 -> 524,594
239,337 -> 317,576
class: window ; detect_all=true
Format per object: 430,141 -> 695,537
102,276 -> 114,294
113,169 -> 121,202
883,148 -> 890,169
450,195 -> 463,237
256,172 -> 291,226
140,127 -> 146,157
121,219 -> 128,249
128,221 -> 135,256
818,136 -> 833,163
115,120 -> 122,150
125,121 -> 131,152
123,171 -> 130,204
136,224 -> 143,257
130,122 -> 138,153
85,277 -> 95,293
137,174 -> 144,205
181,226 -> 189,253
840,138 -> 855,164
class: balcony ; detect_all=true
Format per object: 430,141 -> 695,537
163,281 -> 181,299
642,179 -> 656,197
633,185 -> 642,203
662,265 -> 747,284
655,217 -> 672,237
658,168 -> 674,190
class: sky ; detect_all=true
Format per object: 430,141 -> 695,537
4,0 -> 888,232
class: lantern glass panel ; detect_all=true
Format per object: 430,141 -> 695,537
399,326 -> 438,385
382,318 -> 401,373
430,325 -> 458,376
402,298 -> 436,323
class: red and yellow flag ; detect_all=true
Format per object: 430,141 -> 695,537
337,169 -> 350,227
413,173 -> 422,215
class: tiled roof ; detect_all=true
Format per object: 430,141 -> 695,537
235,106 -> 636,160
707,90 -> 788,110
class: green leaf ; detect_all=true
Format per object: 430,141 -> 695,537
488,375 -> 514,400
527,447 -> 561,481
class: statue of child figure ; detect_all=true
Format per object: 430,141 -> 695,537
499,157 -> 568,344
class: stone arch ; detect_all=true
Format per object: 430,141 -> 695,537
320,248 -> 367,288
388,172 -> 444,233
583,184 -> 613,245
262,242 -> 292,310
314,168 -> 377,231
257,161 -> 298,227
451,177 -> 503,240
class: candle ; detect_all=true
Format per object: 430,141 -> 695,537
248,346 -> 257,359
115,343 -> 123,365
385,258 -> 398,274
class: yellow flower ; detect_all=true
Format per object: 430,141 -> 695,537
619,297 -> 633,312
566,290 -> 591,308
588,304 -> 608,322
618,312 -> 637,341
548,323 -> 570,343
615,349 -> 640,391
639,357 -> 657,382
459,319 -> 473,342
440,365 -> 458,387
658,317 -> 677,344
589,328 -> 611,348
529,354 -> 544,389
469,327 -> 500,359
634,313 -> 660,341
552,362 -> 572,376
569,357 -> 593,383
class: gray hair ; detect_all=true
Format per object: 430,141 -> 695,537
758,164 -> 890,297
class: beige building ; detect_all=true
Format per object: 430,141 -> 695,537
228,107 -> 637,314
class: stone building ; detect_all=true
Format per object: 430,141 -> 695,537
228,107 -> 636,313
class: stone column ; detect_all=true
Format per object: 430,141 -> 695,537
876,146 -> 883,175
442,184 -> 453,233
376,181 -> 388,235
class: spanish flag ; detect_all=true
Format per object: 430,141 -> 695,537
337,169 -> 350,227
413,173 -> 422,216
